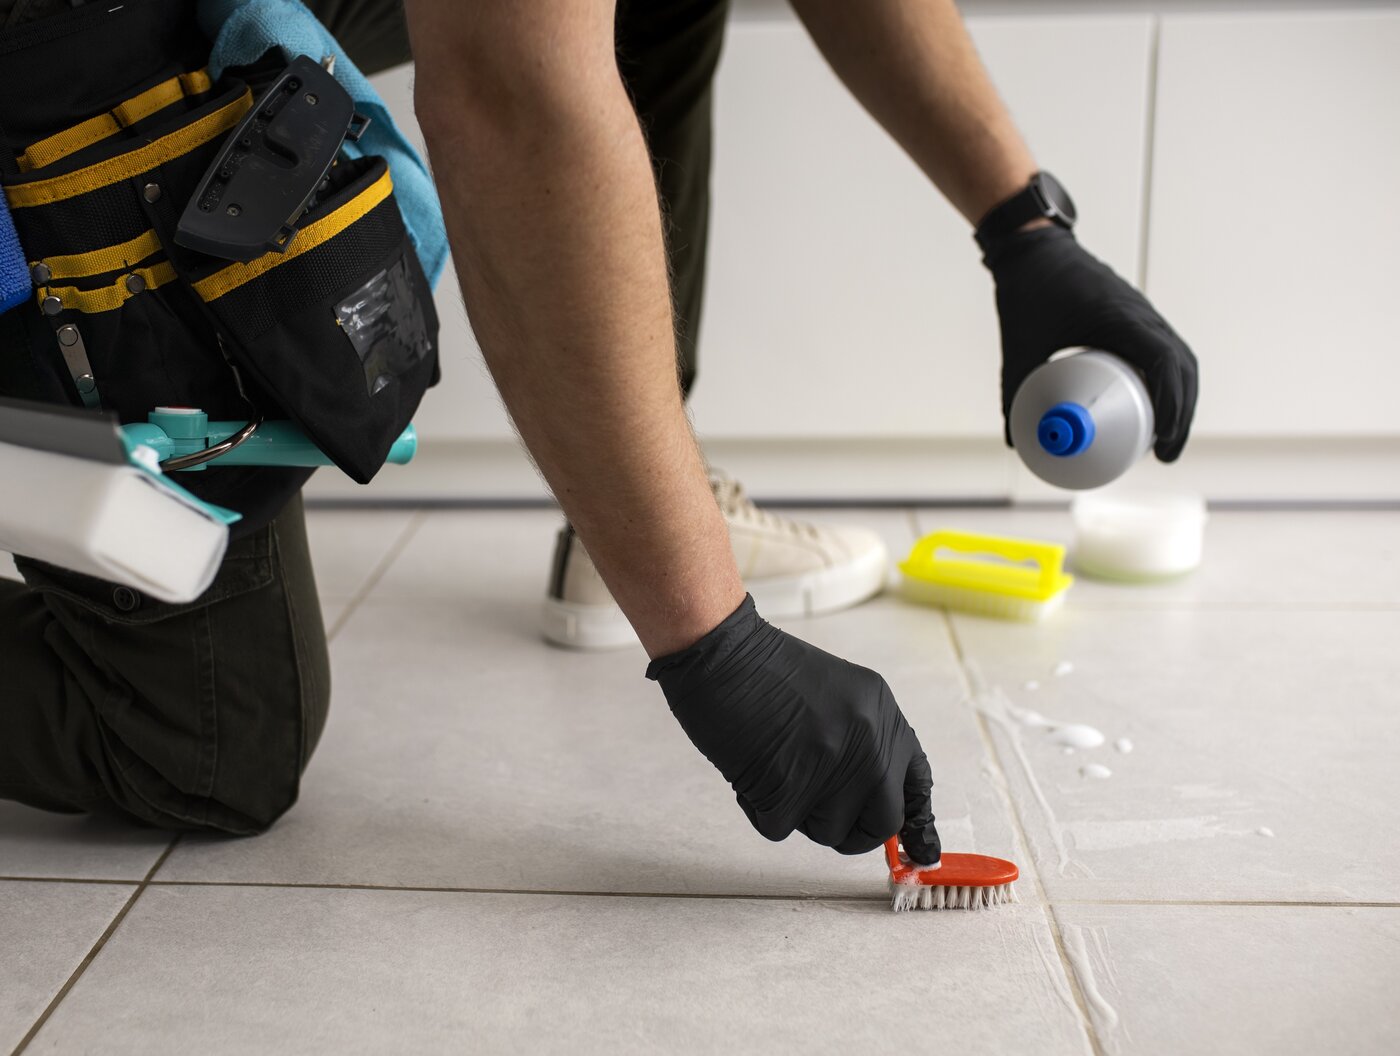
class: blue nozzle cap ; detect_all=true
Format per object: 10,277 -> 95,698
1037,402 -> 1095,457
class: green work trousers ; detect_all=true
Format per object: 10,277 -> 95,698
1,1 -> 729,833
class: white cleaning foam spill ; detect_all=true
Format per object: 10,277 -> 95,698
1008,705 -> 1050,727
1114,738 -> 1134,754
1080,763 -> 1113,780
1257,827 -> 1275,838
1024,680 -> 1040,691
1054,660 -> 1075,677
1051,724 -> 1106,750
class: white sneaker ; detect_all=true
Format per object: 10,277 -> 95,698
541,474 -> 890,649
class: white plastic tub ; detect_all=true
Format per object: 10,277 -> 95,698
1069,491 -> 1208,581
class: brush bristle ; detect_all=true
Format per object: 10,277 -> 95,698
889,881 -> 1019,912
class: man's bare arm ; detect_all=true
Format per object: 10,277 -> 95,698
404,0 -> 744,657
789,0 -> 1040,226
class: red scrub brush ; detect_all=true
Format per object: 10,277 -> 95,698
884,836 -> 1020,911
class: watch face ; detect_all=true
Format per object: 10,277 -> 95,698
1035,172 -> 1078,226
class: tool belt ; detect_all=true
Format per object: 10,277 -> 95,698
0,0 -> 439,484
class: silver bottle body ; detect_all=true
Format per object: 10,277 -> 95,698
1009,350 -> 1154,490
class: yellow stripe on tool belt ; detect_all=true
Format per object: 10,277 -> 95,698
4,89 -> 251,209
43,260 -> 178,314
17,69 -> 214,173
37,229 -> 163,281
194,168 -> 395,302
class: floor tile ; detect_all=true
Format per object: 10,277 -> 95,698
361,507 -> 559,603
912,508 -> 1400,609
160,513 -> 1017,895
0,880 -> 134,1054
304,508 -> 419,601
1053,904 -> 1400,1056
35,885 -> 1091,1055
320,600 -> 347,631
949,608 -> 1400,902
0,803 -> 173,882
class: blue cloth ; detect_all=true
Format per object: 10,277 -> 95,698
196,0 -> 448,288
0,194 -> 28,315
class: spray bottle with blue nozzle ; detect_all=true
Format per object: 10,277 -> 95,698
1008,350 -> 1154,490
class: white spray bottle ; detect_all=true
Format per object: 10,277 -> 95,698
1008,350 -> 1154,491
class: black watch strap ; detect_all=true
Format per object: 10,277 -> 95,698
975,171 -> 1077,254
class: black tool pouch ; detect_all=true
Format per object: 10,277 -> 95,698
182,154 -> 439,483
0,0 -> 440,485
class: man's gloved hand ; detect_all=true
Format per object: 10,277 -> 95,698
985,225 -> 1199,463
646,594 -> 940,864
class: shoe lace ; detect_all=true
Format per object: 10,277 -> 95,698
709,471 -> 820,539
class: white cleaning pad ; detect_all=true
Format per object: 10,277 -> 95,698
0,441 -> 228,603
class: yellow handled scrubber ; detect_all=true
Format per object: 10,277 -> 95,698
898,529 -> 1073,621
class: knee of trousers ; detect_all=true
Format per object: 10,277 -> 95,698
86,669 -> 330,834
194,670 -> 330,836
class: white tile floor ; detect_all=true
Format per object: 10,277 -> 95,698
3,505 -> 1398,1055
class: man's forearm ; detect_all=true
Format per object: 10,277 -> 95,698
790,0 -> 1038,226
406,0 -> 744,657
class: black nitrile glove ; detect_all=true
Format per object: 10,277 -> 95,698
646,594 -> 941,864
985,225 -> 1199,462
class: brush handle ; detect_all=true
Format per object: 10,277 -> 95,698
883,836 -> 902,873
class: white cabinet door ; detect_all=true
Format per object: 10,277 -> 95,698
1147,10 -> 1400,437
691,14 -> 1154,439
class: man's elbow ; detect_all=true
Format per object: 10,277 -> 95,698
406,1 -> 620,150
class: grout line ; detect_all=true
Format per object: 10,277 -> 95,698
939,610 -> 1107,1056
140,878 -> 888,904
1137,14 -> 1162,292
7,873 -> 1392,910
0,876 -> 137,886
904,507 -> 923,545
326,510 -> 428,641
10,837 -> 181,1056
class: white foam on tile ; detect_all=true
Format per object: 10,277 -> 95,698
1061,924 -> 1123,1042
1007,705 -> 1049,727
1080,764 -> 1113,780
1114,738 -> 1134,754
1256,827 -> 1276,838
1053,660 -> 1075,677
967,665 -> 1080,878
1050,724 -> 1106,750
1024,920 -> 1085,1025
1009,704 -> 1106,752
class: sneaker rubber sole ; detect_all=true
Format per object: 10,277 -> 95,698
542,541 -> 890,650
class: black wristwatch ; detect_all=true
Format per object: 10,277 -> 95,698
974,171 -> 1077,254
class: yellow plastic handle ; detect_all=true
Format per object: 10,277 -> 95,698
900,530 -> 1067,598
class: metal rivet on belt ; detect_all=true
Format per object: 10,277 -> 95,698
57,324 -> 80,347
75,374 -> 97,395
125,273 -> 146,294
142,182 -> 161,203
41,294 -> 62,315
30,262 -> 51,285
